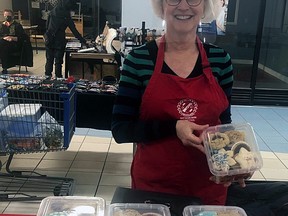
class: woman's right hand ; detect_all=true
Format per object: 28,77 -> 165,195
176,120 -> 209,153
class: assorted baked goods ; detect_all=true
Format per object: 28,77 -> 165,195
109,204 -> 170,216
183,205 -> 247,216
113,209 -> 163,216
194,210 -> 241,216
37,197 -> 248,216
202,123 -> 263,176
37,196 -> 105,216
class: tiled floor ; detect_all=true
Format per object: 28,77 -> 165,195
1,51 -> 288,214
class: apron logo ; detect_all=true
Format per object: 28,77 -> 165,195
177,99 -> 198,120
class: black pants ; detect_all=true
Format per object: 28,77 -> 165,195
45,47 -> 65,78
0,39 -> 19,69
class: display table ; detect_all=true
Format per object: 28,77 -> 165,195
65,50 -> 116,79
112,182 -> 288,216
75,92 -> 115,130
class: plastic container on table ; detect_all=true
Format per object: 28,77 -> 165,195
183,205 -> 247,216
108,203 -> 171,216
202,122 -> 263,177
36,196 -> 106,216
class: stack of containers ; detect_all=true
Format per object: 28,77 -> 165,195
37,196 -> 248,216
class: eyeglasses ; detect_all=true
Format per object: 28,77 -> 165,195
165,0 -> 202,7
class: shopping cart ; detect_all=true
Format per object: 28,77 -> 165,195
0,78 -> 76,201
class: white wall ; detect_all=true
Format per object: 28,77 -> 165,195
0,0 -> 12,11
122,0 -> 163,29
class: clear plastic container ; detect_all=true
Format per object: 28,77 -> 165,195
202,123 -> 263,176
108,203 -> 171,216
37,196 -> 106,216
183,205 -> 247,216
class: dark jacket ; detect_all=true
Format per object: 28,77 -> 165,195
0,20 -> 33,68
45,0 -> 86,49
0,20 -> 25,47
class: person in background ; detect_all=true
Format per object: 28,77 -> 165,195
0,9 -> 25,74
44,0 -> 86,78
111,0 -> 252,205
215,0 -> 227,35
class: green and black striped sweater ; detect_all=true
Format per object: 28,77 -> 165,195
111,40 -> 233,143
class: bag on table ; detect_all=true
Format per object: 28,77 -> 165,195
227,181 -> 288,216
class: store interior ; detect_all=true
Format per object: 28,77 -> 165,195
1,0 -> 288,215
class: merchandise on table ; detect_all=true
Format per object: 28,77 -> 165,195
75,77 -> 118,94
202,123 -> 263,177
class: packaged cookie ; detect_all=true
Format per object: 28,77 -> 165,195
108,203 -> 171,216
202,123 -> 263,176
183,205 -> 247,216
37,196 -> 105,216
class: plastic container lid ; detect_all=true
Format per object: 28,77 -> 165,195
202,122 -> 263,176
36,196 -> 105,216
183,205 -> 247,216
108,203 -> 171,216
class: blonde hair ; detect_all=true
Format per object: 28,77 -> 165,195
150,0 -> 215,23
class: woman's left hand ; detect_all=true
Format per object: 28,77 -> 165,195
210,172 -> 254,187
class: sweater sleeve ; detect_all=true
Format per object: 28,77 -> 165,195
67,18 -> 86,44
206,44 -> 233,124
111,45 -> 177,144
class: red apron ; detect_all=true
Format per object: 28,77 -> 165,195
131,36 -> 229,205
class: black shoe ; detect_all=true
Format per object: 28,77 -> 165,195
2,69 -> 8,74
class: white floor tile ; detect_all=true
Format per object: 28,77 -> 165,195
103,162 -> 131,175
262,158 -> 287,169
79,143 -> 110,153
14,152 -> 46,159
83,136 -> 112,145
72,184 -> 97,196
9,158 -> 41,170
4,201 -> 41,214
74,151 -> 108,162
250,170 -> 265,180
36,159 -> 73,171
44,150 -> 77,160
109,142 -> 133,153
260,168 -> 288,180
275,152 -> 288,160
70,160 -> 105,173
70,135 -> 86,143
96,185 -> 118,203
67,171 -> 101,185
106,152 -> 133,163
100,174 -> 131,187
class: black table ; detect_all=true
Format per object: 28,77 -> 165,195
75,92 -> 115,130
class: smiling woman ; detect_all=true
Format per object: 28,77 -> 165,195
111,0 -> 236,206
